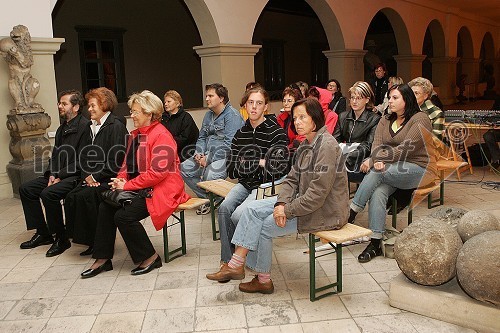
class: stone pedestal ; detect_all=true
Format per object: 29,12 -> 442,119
194,44 -> 261,107
6,112 -> 51,197
323,49 -> 366,91
389,273 -> 500,333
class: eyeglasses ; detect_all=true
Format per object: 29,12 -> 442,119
349,96 -> 366,101
129,110 -> 143,116
282,99 -> 294,104
247,100 -> 265,107
375,69 -> 385,73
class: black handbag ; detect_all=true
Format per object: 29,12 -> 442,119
100,188 -> 152,208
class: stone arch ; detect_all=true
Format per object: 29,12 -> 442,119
377,8 -> 411,55
305,0 -> 344,50
181,0 -> 221,45
457,26 -> 474,58
426,20 -> 445,57
480,32 -> 495,60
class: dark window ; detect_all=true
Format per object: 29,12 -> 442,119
76,26 -> 126,101
310,43 -> 328,87
263,40 -> 285,100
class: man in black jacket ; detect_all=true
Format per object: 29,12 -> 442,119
19,90 -> 87,256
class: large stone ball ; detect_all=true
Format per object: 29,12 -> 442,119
394,219 -> 463,286
457,210 -> 500,242
428,206 -> 468,229
456,231 -> 500,306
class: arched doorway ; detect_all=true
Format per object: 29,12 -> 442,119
422,20 -> 445,82
479,32 -> 496,98
252,0 -> 329,99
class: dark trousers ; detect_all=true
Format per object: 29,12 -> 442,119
93,197 -> 155,263
484,129 -> 500,163
19,176 -> 78,237
65,184 -> 106,246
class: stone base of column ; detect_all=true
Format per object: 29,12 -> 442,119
7,160 -> 48,198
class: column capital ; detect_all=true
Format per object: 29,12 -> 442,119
429,56 -> 460,65
459,57 -> 481,65
193,44 -> 261,57
393,54 -> 427,63
323,49 -> 366,59
31,37 -> 65,55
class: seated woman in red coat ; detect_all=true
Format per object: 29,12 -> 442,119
81,90 -> 190,278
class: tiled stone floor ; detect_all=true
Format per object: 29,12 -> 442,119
0,167 -> 498,332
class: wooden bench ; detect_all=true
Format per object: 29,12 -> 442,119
196,179 -> 236,240
162,197 -> 209,262
308,223 -> 372,301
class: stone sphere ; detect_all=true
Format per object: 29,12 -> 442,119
0,37 -> 15,53
428,206 -> 468,229
457,210 -> 500,242
394,219 -> 463,286
456,231 -> 500,306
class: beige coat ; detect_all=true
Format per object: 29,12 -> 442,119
277,126 -> 349,233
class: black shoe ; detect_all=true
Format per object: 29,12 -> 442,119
20,233 -> 54,249
131,255 -> 162,275
81,260 -> 113,279
80,246 -> 94,256
358,241 -> 383,263
45,238 -> 71,257
348,209 -> 358,224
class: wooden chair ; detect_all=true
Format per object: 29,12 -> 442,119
196,179 -> 236,240
162,197 -> 209,262
309,224 -> 372,301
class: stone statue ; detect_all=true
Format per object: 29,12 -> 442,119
0,25 -> 43,114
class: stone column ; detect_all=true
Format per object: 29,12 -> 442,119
430,57 -> 460,105
459,58 -> 481,99
193,44 -> 261,106
323,49 -> 366,91
393,54 -> 426,83
0,37 -> 64,198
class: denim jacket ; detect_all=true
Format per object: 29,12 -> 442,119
195,102 -> 244,165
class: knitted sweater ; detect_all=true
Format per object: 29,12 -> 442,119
227,115 -> 288,190
420,100 -> 445,140
370,112 -> 437,179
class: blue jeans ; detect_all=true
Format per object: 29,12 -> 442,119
218,183 -> 257,262
350,162 -> 425,239
232,197 -> 297,273
180,157 -> 226,198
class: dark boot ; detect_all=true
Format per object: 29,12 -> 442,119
358,239 -> 382,263
348,209 -> 358,224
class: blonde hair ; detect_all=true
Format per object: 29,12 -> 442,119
163,90 -> 183,107
388,77 -> 404,86
348,81 -> 375,109
127,90 -> 163,121
408,77 -> 433,97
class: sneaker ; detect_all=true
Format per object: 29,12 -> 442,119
196,203 -> 211,215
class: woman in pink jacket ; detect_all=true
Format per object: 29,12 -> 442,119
81,90 -> 190,278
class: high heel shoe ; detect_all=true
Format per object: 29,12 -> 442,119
81,259 -> 113,278
131,255 -> 162,275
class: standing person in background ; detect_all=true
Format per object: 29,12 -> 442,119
326,79 -> 347,114
19,90 -> 88,256
161,90 -> 198,162
65,87 -> 128,256
370,63 -> 389,107
181,83 -> 244,215
238,82 -> 263,120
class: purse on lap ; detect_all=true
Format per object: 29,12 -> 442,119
100,188 -> 152,208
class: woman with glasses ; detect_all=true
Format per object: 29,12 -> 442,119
277,86 -> 304,148
348,84 -> 437,263
333,81 -> 381,183
326,79 -> 347,114
81,90 -> 190,278
64,87 -> 128,256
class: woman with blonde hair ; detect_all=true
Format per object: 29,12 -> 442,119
162,89 -> 198,161
375,77 -> 404,114
81,90 -> 190,278
333,81 -> 380,182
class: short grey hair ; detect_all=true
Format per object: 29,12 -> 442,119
127,90 -> 163,121
408,77 -> 433,97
